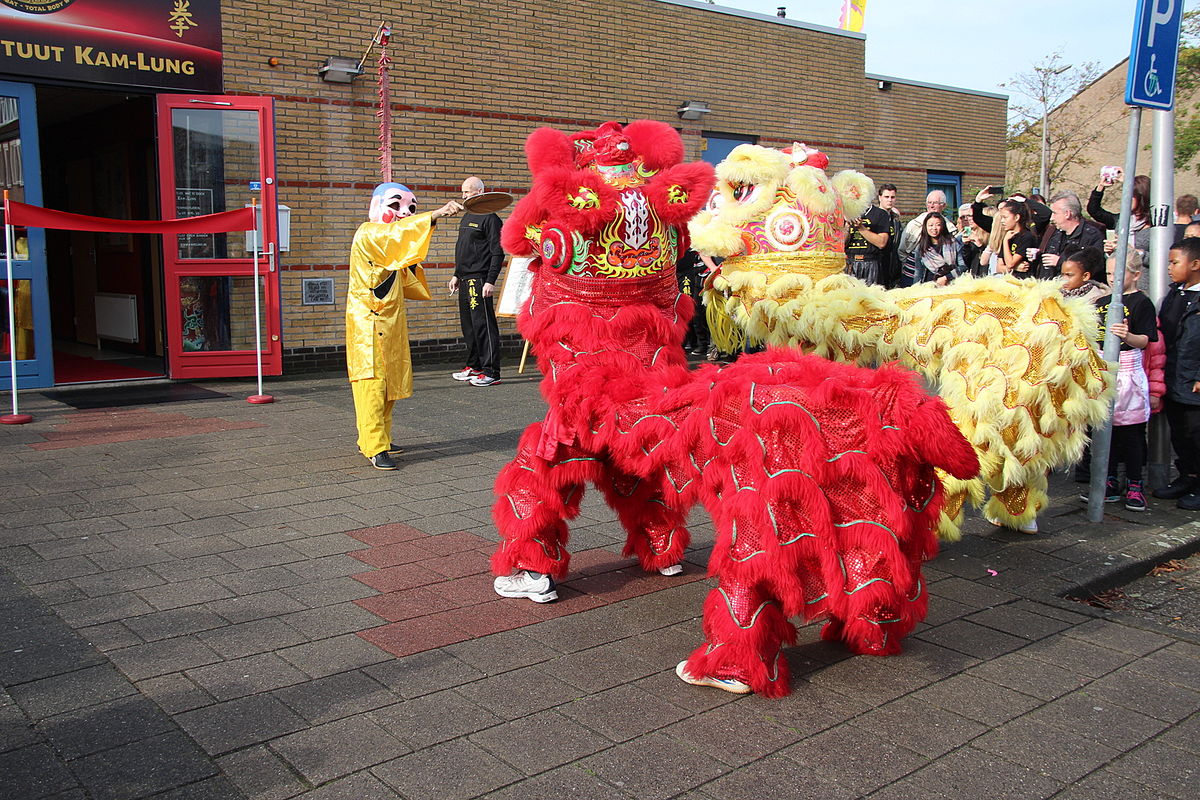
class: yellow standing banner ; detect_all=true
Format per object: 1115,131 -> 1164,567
839,1 -> 867,32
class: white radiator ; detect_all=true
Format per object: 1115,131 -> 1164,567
94,292 -> 139,343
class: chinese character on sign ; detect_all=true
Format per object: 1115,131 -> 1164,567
169,1 -> 199,39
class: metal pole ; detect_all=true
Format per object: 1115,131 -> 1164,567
1147,107 -> 1175,489
1088,105 -> 1142,522
1040,100 -> 1049,196
246,199 -> 273,404
1,190 -> 32,425
5,218 -> 19,414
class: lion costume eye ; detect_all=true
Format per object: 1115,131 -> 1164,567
731,183 -> 758,203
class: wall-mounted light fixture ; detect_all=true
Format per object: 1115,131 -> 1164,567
676,101 -> 711,121
876,80 -> 892,91
318,56 -> 363,84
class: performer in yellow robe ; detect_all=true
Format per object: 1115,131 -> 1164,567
347,183 -> 461,469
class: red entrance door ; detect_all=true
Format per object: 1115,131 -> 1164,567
156,95 -> 281,379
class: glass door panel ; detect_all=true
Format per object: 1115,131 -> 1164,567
179,275 -> 265,353
157,95 -> 280,380
0,81 -> 51,389
0,278 -> 35,359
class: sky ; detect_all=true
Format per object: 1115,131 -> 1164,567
703,0 -> 1153,100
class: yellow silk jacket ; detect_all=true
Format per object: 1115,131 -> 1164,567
345,213 -> 435,399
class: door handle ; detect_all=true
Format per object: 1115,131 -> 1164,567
262,243 -> 276,273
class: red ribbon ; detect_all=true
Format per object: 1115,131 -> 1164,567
4,200 -> 256,234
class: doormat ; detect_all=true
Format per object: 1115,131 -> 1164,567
41,383 -> 230,410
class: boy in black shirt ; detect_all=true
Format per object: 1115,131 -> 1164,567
1154,237 -> 1200,509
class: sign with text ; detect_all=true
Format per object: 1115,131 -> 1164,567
497,257 -> 535,317
0,0 -> 222,92
1126,0 -> 1184,109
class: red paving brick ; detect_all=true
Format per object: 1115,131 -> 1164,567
421,552 -> 491,579
348,541 -> 433,568
352,563 -> 433,593
29,409 -> 264,450
355,586 -> 460,622
347,523 -> 427,546
422,530 -> 491,556
350,523 -> 708,658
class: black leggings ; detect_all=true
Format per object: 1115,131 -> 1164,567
1109,423 -> 1147,483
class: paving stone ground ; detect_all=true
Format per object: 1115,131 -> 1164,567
2,363 -> 1199,799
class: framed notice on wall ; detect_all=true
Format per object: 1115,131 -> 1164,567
497,257 -> 534,317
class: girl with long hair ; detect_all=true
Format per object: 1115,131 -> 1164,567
997,200 -> 1039,277
911,212 -> 962,285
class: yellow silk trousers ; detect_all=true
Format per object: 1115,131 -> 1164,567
350,346 -> 396,459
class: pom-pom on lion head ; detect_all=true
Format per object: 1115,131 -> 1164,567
688,142 -> 874,279
503,120 -> 714,282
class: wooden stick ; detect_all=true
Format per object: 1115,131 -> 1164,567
518,339 -> 530,374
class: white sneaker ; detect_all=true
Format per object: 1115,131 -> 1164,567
470,374 -> 501,387
658,564 -> 683,576
985,515 -> 1038,534
675,660 -> 752,694
493,570 -> 558,603
452,367 -> 479,381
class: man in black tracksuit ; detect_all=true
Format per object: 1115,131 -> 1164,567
449,176 -> 506,387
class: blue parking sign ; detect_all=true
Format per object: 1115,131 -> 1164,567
1126,0 -> 1184,109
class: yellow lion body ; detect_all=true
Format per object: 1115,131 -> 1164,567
691,143 -> 1113,536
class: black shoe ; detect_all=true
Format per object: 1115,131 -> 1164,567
387,443 -> 404,455
1154,475 -> 1196,500
1178,492 -> 1200,511
370,451 -> 397,470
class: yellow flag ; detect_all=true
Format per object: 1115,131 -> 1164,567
839,0 -> 867,32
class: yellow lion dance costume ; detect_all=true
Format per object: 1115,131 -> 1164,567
690,143 -> 1112,536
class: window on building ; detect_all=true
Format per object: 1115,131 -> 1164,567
927,172 -> 962,213
701,132 -> 757,166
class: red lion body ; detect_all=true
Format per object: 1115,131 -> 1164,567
491,121 -> 978,696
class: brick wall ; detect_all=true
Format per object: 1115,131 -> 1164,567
220,0 -> 1008,373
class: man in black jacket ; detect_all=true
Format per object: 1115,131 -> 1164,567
1036,191 -> 1105,280
449,176 -> 506,387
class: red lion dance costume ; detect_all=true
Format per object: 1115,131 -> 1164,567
490,120 -> 978,697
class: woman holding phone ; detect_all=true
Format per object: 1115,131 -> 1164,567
1089,169 -> 1151,253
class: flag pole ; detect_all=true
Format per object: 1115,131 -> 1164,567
247,198 -> 273,404
2,190 -> 32,425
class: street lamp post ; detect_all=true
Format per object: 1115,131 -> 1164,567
1039,64 -> 1070,196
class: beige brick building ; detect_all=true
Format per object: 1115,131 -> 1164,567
1,0 -> 1007,387
1012,58 -> 1200,204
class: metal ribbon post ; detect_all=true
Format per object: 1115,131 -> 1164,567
2,190 -> 32,425
247,197 -> 273,404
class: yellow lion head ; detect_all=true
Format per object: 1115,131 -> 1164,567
688,142 -> 874,279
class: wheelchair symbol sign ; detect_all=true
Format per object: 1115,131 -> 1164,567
1126,0 -> 1182,109
1144,54 -> 1162,98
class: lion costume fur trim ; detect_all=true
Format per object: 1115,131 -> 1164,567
704,271 -> 1113,537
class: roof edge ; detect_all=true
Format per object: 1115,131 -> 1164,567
867,73 -> 1008,101
652,0 -> 867,40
